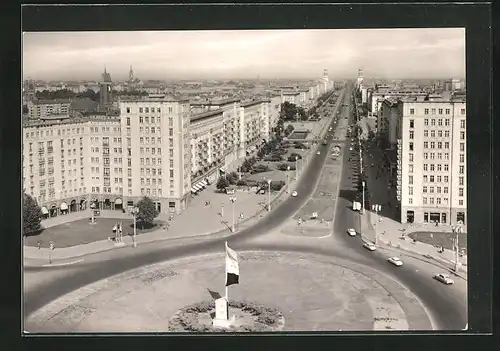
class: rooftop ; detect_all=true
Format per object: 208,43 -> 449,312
190,108 -> 223,122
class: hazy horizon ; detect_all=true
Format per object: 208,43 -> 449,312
23,29 -> 466,82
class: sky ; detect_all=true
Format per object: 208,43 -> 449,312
22,29 -> 465,81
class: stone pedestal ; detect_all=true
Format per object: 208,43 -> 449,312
212,297 -> 235,329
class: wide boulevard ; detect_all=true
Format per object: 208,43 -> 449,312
24,82 -> 467,330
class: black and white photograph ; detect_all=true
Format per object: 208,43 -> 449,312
22,27 -> 469,333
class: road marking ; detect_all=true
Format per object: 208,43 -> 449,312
41,259 -> 84,267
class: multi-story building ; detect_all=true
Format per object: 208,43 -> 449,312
398,92 -> 467,226
281,91 -> 300,105
27,99 -> 71,120
378,98 -> 403,146
23,94 -> 280,217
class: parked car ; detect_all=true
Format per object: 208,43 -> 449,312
291,191 -> 298,197
433,273 -> 454,285
347,228 -> 356,236
388,257 -> 404,267
316,151 -> 321,155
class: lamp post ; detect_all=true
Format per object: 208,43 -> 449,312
221,201 -> 224,217
452,221 -> 463,272
267,179 -> 272,211
371,204 -> 381,245
48,241 -> 54,265
286,165 -> 291,193
230,196 -> 237,232
361,181 -> 366,214
295,158 -> 299,179
131,206 -> 139,248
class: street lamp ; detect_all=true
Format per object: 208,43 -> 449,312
361,181 -> 366,214
221,201 -> 224,217
452,221 -> 463,272
230,196 -> 237,232
286,165 -> 291,193
131,206 -> 139,248
267,179 -> 272,211
371,204 -> 382,245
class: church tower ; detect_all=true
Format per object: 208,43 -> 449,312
129,65 -> 134,82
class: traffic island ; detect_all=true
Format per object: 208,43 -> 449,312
168,300 -> 285,332
25,251 -> 432,332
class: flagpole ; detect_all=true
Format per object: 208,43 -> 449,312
225,241 -> 229,302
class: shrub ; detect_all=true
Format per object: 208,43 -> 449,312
236,179 -> 247,186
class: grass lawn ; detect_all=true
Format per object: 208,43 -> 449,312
24,218 -> 165,248
407,231 -> 467,254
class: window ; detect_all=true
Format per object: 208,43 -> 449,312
445,108 -> 450,115
430,175 -> 434,183
438,119 -> 443,126
444,164 -> 449,171
430,130 -> 435,138
444,130 -> 449,137
444,176 -> 449,183
436,198 -> 441,205
409,131 -> 414,139
169,169 -> 174,177
424,142 -> 428,149
430,152 -> 435,160
460,143 -> 465,152
460,131 -> 465,140
459,165 -> 464,174
126,107 -> 130,113
430,186 -> 434,193
438,108 -> 443,115
445,118 -> 450,126
460,154 -> 464,163
423,197 -> 427,205
423,186 -> 427,193
409,153 -> 413,162
437,130 -> 442,137
409,142 -> 413,151
409,187 -> 413,195
437,164 -> 442,172
140,117 -> 144,123
424,130 -> 428,137
126,117 -> 130,126
437,175 -> 442,182
461,108 -> 465,115
444,142 -> 449,149
424,152 -> 428,160
444,186 -> 449,194
437,142 -> 442,149
409,109 -> 415,116
423,164 -> 428,171
459,176 -> 464,186
459,188 -> 464,197
424,118 -> 429,126
430,142 -> 435,149
445,153 -> 450,160
461,120 -> 466,129
423,175 -> 428,182
409,176 -> 413,185
145,108 -> 149,114
437,186 -> 441,194
430,164 -> 435,172
409,164 -> 413,173
431,108 -> 436,115
424,108 -> 429,115
459,200 -> 464,206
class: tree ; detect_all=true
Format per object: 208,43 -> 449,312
280,101 -> 299,120
216,176 -> 230,191
298,107 -> 308,121
23,193 -> 43,236
136,196 -> 159,228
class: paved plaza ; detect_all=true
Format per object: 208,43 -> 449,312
25,251 -> 432,332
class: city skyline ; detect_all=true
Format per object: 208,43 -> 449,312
23,28 -> 465,81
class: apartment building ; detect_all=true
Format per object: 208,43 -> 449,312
27,99 -> 71,120
23,94 -> 279,217
398,93 -> 467,225
281,91 -> 300,105
378,98 -> 403,146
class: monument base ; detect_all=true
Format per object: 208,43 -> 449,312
114,242 -> 126,247
212,315 -> 236,329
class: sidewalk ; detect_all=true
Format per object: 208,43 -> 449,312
359,134 -> 467,279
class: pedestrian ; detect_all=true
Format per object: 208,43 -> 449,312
37,241 -> 41,250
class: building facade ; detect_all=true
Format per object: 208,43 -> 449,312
23,94 -> 279,217
27,100 -> 71,120
398,95 -> 467,225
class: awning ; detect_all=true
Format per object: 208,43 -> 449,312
193,184 -> 202,191
200,180 -> 208,187
115,198 -> 123,205
41,206 -> 48,215
197,182 -> 205,189
191,187 -> 198,193
60,202 -> 68,210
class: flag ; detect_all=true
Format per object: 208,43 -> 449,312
225,242 -> 239,287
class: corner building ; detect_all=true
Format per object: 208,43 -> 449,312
399,95 -> 467,225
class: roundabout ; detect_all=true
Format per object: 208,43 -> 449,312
25,251 -> 433,332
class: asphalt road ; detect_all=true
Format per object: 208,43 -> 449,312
330,85 -> 467,330
24,83 -> 466,331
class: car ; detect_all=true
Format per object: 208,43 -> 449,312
316,151 -> 321,155
363,242 -> 377,251
349,147 -> 353,151
291,190 -> 298,197
388,257 -> 403,267
433,273 -> 454,285
347,228 -> 356,236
